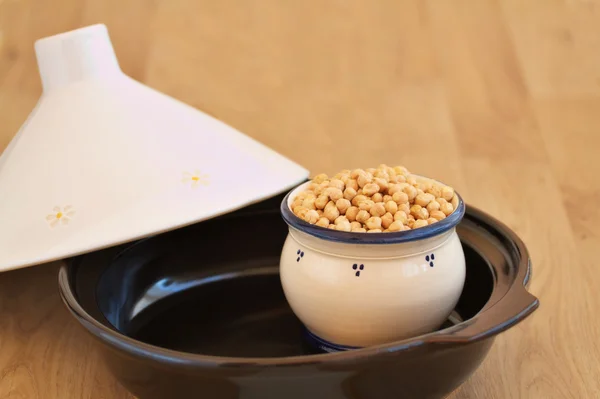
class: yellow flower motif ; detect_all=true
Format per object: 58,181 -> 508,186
182,170 -> 210,188
46,205 -> 75,228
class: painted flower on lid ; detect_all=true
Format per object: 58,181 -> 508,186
182,170 -> 210,188
46,205 -> 75,227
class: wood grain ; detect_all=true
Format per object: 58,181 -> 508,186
0,0 -> 599,397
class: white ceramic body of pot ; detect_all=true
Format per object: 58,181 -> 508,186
279,227 -> 466,348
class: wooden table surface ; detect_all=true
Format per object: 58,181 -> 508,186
1,1 -> 599,398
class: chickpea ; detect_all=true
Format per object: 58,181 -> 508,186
387,184 -> 399,195
324,200 -> 336,211
302,197 -> 317,210
428,185 -> 442,199
385,200 -> 398,214
388,183 -> 405,195
383,194 -> 392,202
336,198 -> 351,214
366,168 -> 377,175
324,187 -> 343,201
359,200 -> 375,211
357,172 -> 373,188
362,183 -> 380,196
308,182 -> 319,191
313,173 -> 328,184
336,220 -> 352,231
430,210 -> 446,220
396,174 -> 407,183
315,195 -> 329,210
388,220 -> 404,232
436,197 -> 448,206
381,212 -> 394,229
295,206 -> 309,219
403,185 -> 418,201
315,181 -> 330,196
356,210 -> 371,223
323,205 -> 340,222
352,227 -> 367,233
365,216 -> 382,230
334,215 -> 349,225
344,187 -> 357,201
292,198 -> 303,209
442,186 -> 455,201
411,205 -> 429,220
350,169 -> 364,179
413,219 -> 429,229
346,179 -> 359,191
372,192 -> 383,203
303,210 -> 319,224
352,194 -> 368,206
317,210 -> 323,217
426,200 -> 441,213
351,221 -> 362,230
329,179 -> 345,191
418,180 -> 433,193
427,218 -> 439,225
416,188 -> 425,196
370,203 -> 387,217
398,203 -> 411,214
394,210 -> 408,224
328,224 -> 336,229
296,191 -> 308,201
316,217 -> 330,228
346,206 -> 359,222
367,229 -> 382,233
392,191 -> 409,205
374,168 -> 389,179
394,165 -> 409,175
415,193 -> 435,207
440,202 -> 454,216
374,177 -> 388,192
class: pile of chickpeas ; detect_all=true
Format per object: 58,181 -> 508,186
291,165 -> 457,233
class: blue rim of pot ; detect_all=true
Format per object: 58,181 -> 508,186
280,181 -> 466,244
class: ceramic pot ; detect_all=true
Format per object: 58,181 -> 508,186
279,179 -> 466,348
58,193 -> 539,399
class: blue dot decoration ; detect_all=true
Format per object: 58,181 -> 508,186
426,254 -> 435,267
352,263 -> 365,277
296,250 -> 304,262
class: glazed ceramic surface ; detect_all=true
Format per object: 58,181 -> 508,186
0,24 -> 308,272
58,195 -> 538,399
280,181 -> 466,348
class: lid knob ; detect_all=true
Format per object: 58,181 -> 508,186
34,24 -> 121,92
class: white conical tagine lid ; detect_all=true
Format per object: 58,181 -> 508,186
0,24 -> 309,272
